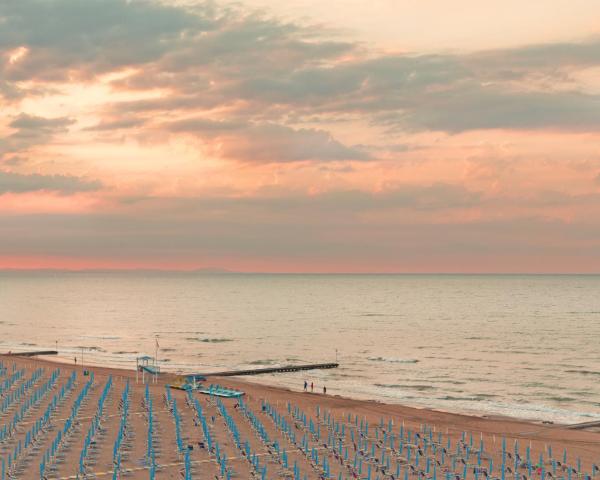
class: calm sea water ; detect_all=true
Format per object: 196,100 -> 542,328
1,272 -> 599,424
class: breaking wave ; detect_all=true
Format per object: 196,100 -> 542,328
367,356 -> 419,364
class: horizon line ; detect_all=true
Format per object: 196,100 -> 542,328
1,268 -> 599,275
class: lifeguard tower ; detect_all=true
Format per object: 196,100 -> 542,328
136,355 -> 160,384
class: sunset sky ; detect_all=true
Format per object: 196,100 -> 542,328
1,0 -> 600,272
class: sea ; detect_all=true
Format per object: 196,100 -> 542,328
0,272 -> 599,424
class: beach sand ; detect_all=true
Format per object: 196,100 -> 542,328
2,355 -> 599,479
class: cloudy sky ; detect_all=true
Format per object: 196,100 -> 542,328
1,0 -> 600,272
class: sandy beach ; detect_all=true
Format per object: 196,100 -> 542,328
0,354 -> 598,479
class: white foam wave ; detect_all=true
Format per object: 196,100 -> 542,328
367,356 -> 419,364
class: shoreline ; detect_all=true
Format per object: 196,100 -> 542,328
29,353 -> 600,428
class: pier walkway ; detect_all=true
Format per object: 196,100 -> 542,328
199,362 -> 339,377
565,419 -> 600,430
6,350 -> 58,356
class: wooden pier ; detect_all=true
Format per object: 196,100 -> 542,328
200,362 -> 339,377
5,350 -> 58,357
564,419 -> 600,430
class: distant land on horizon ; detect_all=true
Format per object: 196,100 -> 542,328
0,268 -> 599,276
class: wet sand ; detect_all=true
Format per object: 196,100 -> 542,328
2,355 -> 599,479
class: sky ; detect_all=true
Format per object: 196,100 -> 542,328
1,0 -> 600,273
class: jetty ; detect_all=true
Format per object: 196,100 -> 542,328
199,362 -> 339,377
6,350 -> 58,357
564,419 -> 600,430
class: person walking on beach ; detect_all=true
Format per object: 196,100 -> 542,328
323,385 -> 327,395
74,356 -> 77,365
303,380 -> 308,392
310,382 -> 314,393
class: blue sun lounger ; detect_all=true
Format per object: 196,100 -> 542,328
197,384 -> 244,398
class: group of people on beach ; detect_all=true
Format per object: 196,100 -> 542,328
303,380 -> 326,395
